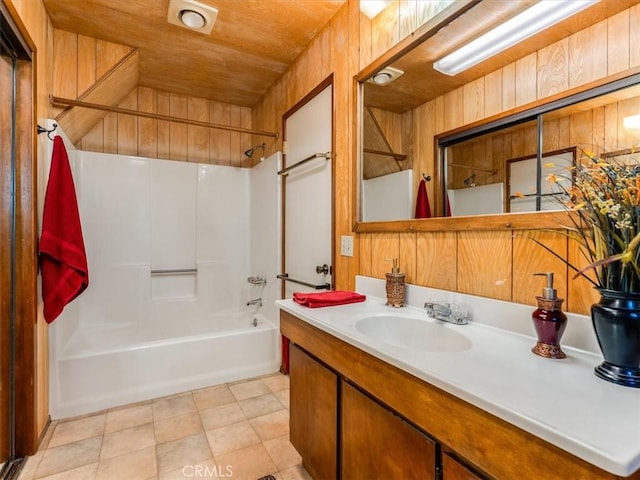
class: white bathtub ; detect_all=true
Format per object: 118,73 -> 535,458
50,310 -> 280,419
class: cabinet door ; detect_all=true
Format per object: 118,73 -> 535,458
443,453 -> 484,480
289,343 -> 338,480
341,380 -> 437,480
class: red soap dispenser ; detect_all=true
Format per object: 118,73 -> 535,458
531,272 -> 567,359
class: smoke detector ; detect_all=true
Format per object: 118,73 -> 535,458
168,0 -> 218,35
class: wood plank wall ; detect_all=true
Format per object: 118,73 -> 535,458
253,1 -> 359,290
49,29 -> 256,166
251,2 -> 639,314
51,29 -> 133,119
358,5 -> 640,315
76,86 -> 254,167
359,0 -> 452,64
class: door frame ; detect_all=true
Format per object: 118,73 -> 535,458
1,0 -> 39,457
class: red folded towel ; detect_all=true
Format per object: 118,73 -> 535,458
293,290 -> 366,308
40,136 -> 89,323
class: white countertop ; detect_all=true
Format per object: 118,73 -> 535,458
276,295 -> 640,477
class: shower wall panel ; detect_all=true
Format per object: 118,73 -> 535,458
78,152 -> 151,327
47,150 -> 253,330
151,160 -> 197,271
249,152 -> 282,324
196,164 -> 250,311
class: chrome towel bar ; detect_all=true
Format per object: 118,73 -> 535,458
277,274 -> 330,290
150,268 -> 197,276
277,152 -> 331,176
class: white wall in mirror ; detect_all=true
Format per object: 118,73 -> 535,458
363,169 -> 413,221
448,183 -> 503,216
509,150 -> 574,213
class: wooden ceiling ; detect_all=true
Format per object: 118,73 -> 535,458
43,0 -> 346,107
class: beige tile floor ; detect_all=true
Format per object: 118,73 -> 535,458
18,373 -> 311,480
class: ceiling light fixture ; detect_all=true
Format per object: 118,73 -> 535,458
372,72 -> 391,84
433,0 -> 599,76
359,0 -> 393,20
179,10 -> 206,29
367,66 -> 404,86
167,0 -> 218,35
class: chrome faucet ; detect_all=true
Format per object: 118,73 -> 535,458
424,301 -> 468,325
247,276 -> 266,285
246,298 -> 263,307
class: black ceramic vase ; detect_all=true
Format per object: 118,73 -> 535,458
591,289 -> 640,388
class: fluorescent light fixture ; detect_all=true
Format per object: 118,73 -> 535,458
623,114 -> 640,130
434,0 -> 599,76
360,0 -> 393,19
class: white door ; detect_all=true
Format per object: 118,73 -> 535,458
281,84 -> 333,298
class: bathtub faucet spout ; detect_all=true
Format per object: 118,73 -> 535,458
246,298 -> 262,307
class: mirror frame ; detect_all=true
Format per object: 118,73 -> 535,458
353,8 -> 640,233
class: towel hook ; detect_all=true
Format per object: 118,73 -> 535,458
422,173 -> 431,182
37,123 -> 58,141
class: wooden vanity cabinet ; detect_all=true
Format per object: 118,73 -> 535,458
282,310 -> 640,480
341,380 -> 437,480
289,344 -> 338,480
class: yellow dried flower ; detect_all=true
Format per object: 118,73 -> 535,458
536,146 -> 640,292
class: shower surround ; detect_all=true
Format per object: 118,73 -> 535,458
40,125 -> 281,419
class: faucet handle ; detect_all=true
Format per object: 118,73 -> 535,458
424,300 -> 468,325
448,303 -> 468,324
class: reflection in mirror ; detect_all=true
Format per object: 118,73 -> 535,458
440,81 -> 640,217
361,104 -> 414,221
360,0 -> 544,222
508,149 -> 574,213
442,123 -> 575,216
358,0 -> 639,225
443,118 -> 538,216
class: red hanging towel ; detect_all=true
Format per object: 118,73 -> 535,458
414,178 -> 431,218
293,290 -> 366,308
40,136 -> 89,323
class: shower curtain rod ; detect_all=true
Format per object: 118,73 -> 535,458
49,95 -> 279,138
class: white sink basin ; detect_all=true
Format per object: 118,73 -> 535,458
355,314 -> 472,352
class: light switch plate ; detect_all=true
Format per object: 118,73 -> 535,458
340,235 -> 354,257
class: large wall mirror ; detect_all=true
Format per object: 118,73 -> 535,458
356,0 -> 639,231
